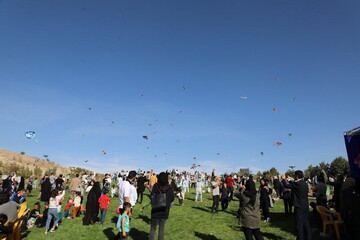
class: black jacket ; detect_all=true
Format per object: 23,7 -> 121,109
284,179 -> 309,208
151,183 -> 175,219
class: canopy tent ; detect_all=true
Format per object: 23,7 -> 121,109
344,126 -> 360,178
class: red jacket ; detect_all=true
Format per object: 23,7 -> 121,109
98,195 -> 111,209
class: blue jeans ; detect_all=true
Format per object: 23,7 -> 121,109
64,209 -> 70,218
46,208 -> 59,230
99,208 -> 107,224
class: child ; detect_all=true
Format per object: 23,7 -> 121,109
27,202 -> 42,228
98,190 -> 111,226
116,202 -> 131,239
72,192 -> 81,219
63,199 -> 73,219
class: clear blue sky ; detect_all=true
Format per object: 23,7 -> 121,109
1,0 -> 359,174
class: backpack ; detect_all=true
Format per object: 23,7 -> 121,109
151,185 -> 167,211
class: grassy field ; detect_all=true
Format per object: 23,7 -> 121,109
22,188 -> 297,240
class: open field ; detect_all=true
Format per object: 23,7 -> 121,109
23,188 -> 297,240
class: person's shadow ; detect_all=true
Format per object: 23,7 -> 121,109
103,227 -> 116,240
129,228 -> 149,240
194,231 -> 220,240
137,214 -> 151,224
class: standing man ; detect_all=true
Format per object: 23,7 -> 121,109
136,173 -> 147,204
284,170 -> 311,240
225,174 -> 236,201
69,174 -> 81,199
118,170 -> 137,215
273,176 -> 281,200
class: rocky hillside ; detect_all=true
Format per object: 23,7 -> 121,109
0,149 -> 70,177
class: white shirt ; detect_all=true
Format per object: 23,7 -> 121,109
129,184 -> 138,207
118,180 -> 131,208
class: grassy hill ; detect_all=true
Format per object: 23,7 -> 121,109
0,149 -> 70,177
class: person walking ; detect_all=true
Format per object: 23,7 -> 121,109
284,170 -> 311,240
149,172 -> 174,240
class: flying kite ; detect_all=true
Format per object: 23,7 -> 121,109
274,141 -> 282,147
274,77 -> 280,82
240,96 -> 248,100
102,150 -> 107,155
140,94 -> 144,97
84,160 -> 89,163
43,155 -> 48,158
292,98 -> 296,102
191,163 -> 201,169
288,133 -> 293,137
88,107 -> 92,110
148,123 -> 152,127
25,131 -> 36,139
260,152 -> 264,156
273,107 -> 278,112
170,123 -> 175,126
193,157 -> 197,160
182,86 -> 186,91
143,136 -> 149,140
179,110 -> 183,114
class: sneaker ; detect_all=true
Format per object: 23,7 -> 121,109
50,229 -> 56,233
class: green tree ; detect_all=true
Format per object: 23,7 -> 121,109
269,167 -> 279,177
329,156 -> 349,176
33,166 -> 43,178
304,165 -> 320,179
238,168 -> 252,177
44,167 -> 57,176
18,166 -> 33,177
262,170 -> 271,180
318,161 -> 330,176
285,170 -> 295,178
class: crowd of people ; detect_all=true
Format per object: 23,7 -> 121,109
0,168 -> 359,240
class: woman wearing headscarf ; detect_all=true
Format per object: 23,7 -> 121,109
149,172 -> 175,240
18,176 -> 25,191
235,177 -> 264,240
259,179 -> 272,222
40,177 -> 51,202
83,181 -> 102,225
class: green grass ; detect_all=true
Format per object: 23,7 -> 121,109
23,188 -> 297,240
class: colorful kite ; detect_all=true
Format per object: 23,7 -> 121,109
273,107 -> 278,112
25,131 -> 36,139
274,141 -> 282,147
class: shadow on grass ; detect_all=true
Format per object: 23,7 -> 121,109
266,212 -> 295,237
103,227 -> 116,240
137,214 -> 151,224
262,232 -> 287,240
194,231 -> 220,240
129,228 -> 149,240
191,206 -> 211,213
111,216 -> 118,224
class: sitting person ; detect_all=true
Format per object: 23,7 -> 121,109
0,201 -> 19,222
27,202 -> 43,229
9,189 -> 26,204
0,214 -> 12,235
37,202 -> 49,228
